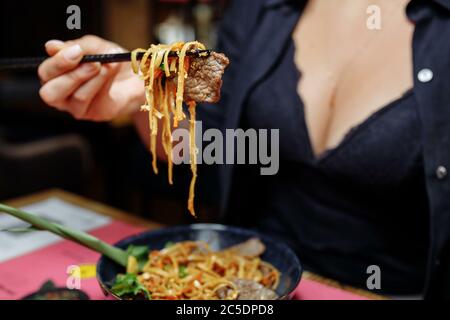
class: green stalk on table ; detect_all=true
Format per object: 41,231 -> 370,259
0,203 -> 129,267
0,203 -> 152,298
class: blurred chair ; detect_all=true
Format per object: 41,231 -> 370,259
0,134 -> 93,200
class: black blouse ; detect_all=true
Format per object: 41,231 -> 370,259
243,39 -> 429,294
196,0 -> 450,298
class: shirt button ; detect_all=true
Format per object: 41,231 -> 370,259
436,166 -> 447,180
418,68 -> 433,83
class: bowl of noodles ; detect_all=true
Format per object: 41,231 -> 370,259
97,224 -> 302,300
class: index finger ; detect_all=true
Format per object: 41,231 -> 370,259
38,44 -> 84,83
45,39 -> 66,56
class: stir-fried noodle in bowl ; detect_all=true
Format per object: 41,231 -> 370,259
124,240 -> 280,300
113,239 -> 281,300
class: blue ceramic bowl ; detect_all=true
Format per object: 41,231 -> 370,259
97,223 -> 302,300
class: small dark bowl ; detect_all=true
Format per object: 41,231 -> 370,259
97,223 -> 302,300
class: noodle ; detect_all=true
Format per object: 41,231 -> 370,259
132,241 -> 280,300
175,42 -> 206,122
131,42 -> 206,216
187,101 -> 197,216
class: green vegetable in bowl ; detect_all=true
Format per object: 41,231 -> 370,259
126,245 -> 149,271
179,265 -> 188,279
111,273 -> 150,299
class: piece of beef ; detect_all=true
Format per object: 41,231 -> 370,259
215,286 -> 234,299
183,52 -> 230,103
224,238 -> 266,258
233,279 -> 279,300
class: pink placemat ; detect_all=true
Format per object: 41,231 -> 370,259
294,277 -> 370,300
0,221 -> 372,300
0,221 -> 142,300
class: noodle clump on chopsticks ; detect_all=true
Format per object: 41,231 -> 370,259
131,42 -> 206,217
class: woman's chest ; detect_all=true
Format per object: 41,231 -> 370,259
245,40 -> 423,187
292,0 -> 415,157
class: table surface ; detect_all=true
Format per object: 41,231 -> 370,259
3,188 -> 385,300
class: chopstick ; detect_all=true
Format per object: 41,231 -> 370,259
0,49 -> 212,70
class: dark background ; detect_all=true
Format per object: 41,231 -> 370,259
0,0 -> 228,224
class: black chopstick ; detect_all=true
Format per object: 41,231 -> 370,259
0,49 -> 212,70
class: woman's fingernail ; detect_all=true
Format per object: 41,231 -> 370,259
63,44 -> 82,61
45,39 -> 64,48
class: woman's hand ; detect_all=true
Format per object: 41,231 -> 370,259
38,35 -> 144,121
